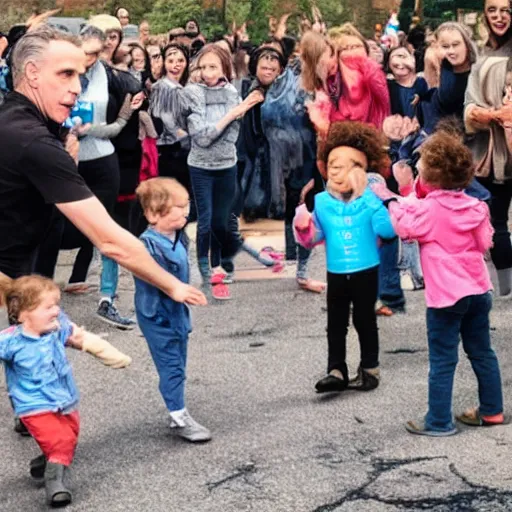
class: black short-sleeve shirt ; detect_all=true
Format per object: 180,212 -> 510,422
0,92 -> 93,277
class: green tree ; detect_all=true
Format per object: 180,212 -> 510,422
146,0 -> 202,34
105,0 -> 156,24
398,0 -> 415,32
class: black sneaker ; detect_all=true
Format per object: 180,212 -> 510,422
96,300 -> 136,330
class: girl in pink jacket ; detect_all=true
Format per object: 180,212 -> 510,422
374,130 -> 504,436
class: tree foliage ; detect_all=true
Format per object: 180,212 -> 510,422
146,0 -> 202,34
105,0 -> 157,23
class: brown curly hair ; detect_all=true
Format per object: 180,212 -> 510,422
419,131 -> 474,190
0,274 -> 59,325
320,121 -> 390,174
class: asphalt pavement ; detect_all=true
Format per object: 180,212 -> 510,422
0,240 -> 511,512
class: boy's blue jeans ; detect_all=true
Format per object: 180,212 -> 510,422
137,313 -> 188,412
425,292 -> 503,432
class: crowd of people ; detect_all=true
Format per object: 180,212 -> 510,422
0,0 -> 511,507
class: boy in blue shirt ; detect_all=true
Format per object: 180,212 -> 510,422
0,274 -> 131,507
135,177 -> 211,442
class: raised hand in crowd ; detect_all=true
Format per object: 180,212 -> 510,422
236,89 -> 265,117
26,8 -> 62,32
392,160 -> 414,189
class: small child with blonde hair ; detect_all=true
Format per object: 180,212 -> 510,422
135,177 -> 211,442
0,274 -> 131,507
294,121 -> 396,393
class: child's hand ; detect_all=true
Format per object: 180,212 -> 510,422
294,204 -> 312,231
299,179 -> 314,205
393,160 -> 414,187
370,182 -> 398,202
67,323 -> 85,349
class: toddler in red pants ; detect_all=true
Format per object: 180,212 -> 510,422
0,274 -> 131,507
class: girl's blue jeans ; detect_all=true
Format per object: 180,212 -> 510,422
189,165 -> 239,280
425,292 -> 503,432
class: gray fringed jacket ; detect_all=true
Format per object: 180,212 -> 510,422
150,77 -> 189,147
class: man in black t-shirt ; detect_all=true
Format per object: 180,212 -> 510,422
0,25 -> 205,305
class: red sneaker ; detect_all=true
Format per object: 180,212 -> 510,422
210,273 -> 232,300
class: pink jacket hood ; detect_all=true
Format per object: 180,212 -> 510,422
390,189 -> 493,307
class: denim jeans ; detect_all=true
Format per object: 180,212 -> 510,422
100,256 -> 118,299
210,213 -> 241,273
398,240 -> 423,288
137,313 -> 188,412
378,237 -> 405,309
284,182 -> 311,279
425,292 -> 503,432
189,165 -> 239,279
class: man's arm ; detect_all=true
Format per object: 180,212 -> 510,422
56,197 -> 206,305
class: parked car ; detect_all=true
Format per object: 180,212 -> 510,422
47,17 -> 87,35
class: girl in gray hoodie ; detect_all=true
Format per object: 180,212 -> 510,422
184,44 -> 264,299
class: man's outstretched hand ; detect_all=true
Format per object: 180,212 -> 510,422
170,282 -> 207,306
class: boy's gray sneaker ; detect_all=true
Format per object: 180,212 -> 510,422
170,410 -> 212,443
97,300 -> 136,330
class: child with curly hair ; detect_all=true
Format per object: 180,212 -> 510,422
294,122 -> 396,393
0,274 -> 131,507
372,131 -> 504,436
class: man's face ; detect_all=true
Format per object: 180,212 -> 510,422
82,37 -> 103,69
27,40 -> 85,124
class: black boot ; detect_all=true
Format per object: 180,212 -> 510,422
44,462 -> 72,507
315,368 -> 349,393
348,366 -> 380,391
14,417 -> 31,437
29,454 -> 46,480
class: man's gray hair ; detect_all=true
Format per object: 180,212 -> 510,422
11,24 -> 82,87
80,25 -> 106,42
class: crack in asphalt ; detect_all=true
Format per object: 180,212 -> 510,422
313,456 -> 512,511
224,325 -> 278,339
206,462 -> 257,491
384,348 -> 427,354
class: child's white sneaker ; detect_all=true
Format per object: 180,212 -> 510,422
170,409 -> 212,443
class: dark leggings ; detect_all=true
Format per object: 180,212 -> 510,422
327,267 -> 380,379
480,179 -> 512,270
158,143 -> 196,222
